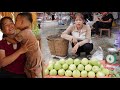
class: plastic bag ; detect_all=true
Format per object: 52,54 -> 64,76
113,66 -> 120,74
114,31 -> 120,48
91,46 -> 104,61
86,19 -> 94,28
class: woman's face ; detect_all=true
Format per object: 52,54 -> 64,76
2,19 -> 15,36
75,16 -> 84,28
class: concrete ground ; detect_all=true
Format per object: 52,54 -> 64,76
41,20 -> 120,64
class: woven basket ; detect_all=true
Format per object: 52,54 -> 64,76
47,34 -> 69,57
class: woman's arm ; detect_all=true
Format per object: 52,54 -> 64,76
0,40 -> 32,68
61,25 -> 74,42
100,18 -> 112,23
0,49 -> 24,68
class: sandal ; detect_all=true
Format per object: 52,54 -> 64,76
85,53 -> 92,60
71,54 -> 79,59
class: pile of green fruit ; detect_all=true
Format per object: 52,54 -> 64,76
44,58 -> 110,78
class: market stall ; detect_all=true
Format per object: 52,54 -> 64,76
43,57 -> 120,78
41,12 -> 120,78
42,43 -> 120,78
44,38 -> 120,78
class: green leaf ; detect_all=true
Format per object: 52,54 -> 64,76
32,22 -> 40,37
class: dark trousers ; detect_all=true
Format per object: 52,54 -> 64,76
72,43 -> 93,56
0,69 -> 27,78
52,15 -> 55,20
93,21 -> 111,34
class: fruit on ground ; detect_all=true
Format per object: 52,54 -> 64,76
50,69 -> 57,76
92,66 -> 100,73
66,58 -> 74,65
102,68 -> 110,76
81,58 -> 89,65
69,64 -> 76,71
77,64 -> 84,71
62,63 -> 69,70
44,69 -> 49,75
81,70 -> 88,78
65,70 -> 72,77
85,64 -> 92,71
73,70 -> 80,78
58,69 -> 65,76
74,58 -> 80,65
88,71 -> 95,78
54,63 -> 62,70
59,59 -> 65,65
96,71 -> 105,78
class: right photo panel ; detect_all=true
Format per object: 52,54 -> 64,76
40,12 -> 120,78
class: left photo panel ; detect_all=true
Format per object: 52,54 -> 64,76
0,12 -> 43,78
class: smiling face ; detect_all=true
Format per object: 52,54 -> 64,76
1,18 -> 15,36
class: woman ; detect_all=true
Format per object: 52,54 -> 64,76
61,13 -> 93,58
92,12 -> 114,35
0,17 -> 33,78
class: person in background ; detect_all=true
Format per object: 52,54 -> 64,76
61,13 -> 93,58
92,12 -> 114,36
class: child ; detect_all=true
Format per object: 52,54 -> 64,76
5,12 -> 43,78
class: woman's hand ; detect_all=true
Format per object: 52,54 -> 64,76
71,36 -> 78,45
19,40 -> 34,54
72,43 -> 79,54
